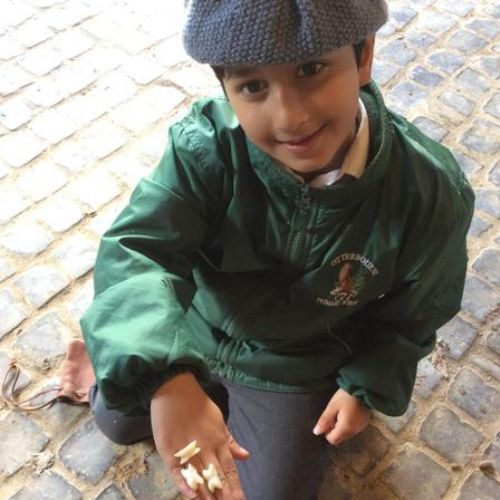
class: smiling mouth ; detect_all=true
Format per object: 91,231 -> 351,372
277,125 -> 325,153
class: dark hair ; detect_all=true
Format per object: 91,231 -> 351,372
212,39 -> 367,82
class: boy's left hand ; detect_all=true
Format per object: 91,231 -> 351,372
313,388 -> 370,445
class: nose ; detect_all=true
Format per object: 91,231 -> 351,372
271,86 -> 310,137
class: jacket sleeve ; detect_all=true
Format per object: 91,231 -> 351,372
80,116 -> 228,413
337,159 -> 474,416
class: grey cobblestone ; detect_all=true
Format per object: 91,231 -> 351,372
14,265 -> 70,308
472,249 -> 500,286
53,140 -> 94,172
53,234 -> 97,278
419,405 -> 484,464
43,400 -> 86,435
1,219 -> 53,256
331,425 -> 390,476
446,30 -> 488,54
419,10 -> 457,36
412,116 -> 447,142
406,30 -> 437,49
78,46 -> 127,74
87,202 -> 122,236
477,55 -> 500,78
439,91 -> 475,116
490,160 -> 500,187
410,66 -> 443,87
381,443 -> 451,500
388,5 -> 417,29
151,36 -> 189,68
0,411 -> 49,477
0,289 -> 29,339
461,275 -> 498,321
471,355 -> 500,381
77,122 -> 128,161
24,77 -> 65,107
30,108 -> 78,144
2,2 -> 35,27
466,19 -> 500,39
438,0 -> 475,17
448,368 -> 500,422
9,471 -> 81,500
38,2 -> 94,32
70,169 -> 121,210
386,82 -> 429,114
0,62 -> 33,95
110,86 -> 185,132
455,68 -> 491,93
18,43 -> 63,76
461,124 -> 500,156
50,27 -> 94,59
475,189 -> 500,218
35,196 -> 84,232
371,60 -> 400,86
16,160 -> 67,201
65,278 -> 93,324
0,185 -> 32,223
378,39 -> 416,66
127,452 -> 179,500
457,472 -> 500,500
428,51 -> 466,74
51,61 -> 98,96
484,93 -> 500,120
87,72 -> 136,110
123,56 -> 165,85
0,35 -> 24,60
13,311 -> 70,364
483,433 -> 500,473
453,152 -> 481,178
0,97 -> 33,130
414,357 -> 444,398
0,129 -> 45,167
375,401 -> 416,434
59,418 -> 124,484
0,256 -> 15,283
487,329 -> 500,355
437,316 -> 478,360
95,485 -> 126,500
60,93 -> 109,128
15,18 -> 54,48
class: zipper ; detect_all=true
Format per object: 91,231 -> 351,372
284,185 -> 312,266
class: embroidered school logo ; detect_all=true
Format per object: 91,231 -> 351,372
317,253 -> 379,307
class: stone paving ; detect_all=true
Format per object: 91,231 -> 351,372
0,0 -> 498,498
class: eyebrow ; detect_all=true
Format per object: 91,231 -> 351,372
224,66 -> 258,80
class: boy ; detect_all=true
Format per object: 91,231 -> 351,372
81,1 -> 474,499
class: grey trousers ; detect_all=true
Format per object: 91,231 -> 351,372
89,377 -> 335,500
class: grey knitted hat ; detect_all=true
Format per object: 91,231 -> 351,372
183,0 -> 388,66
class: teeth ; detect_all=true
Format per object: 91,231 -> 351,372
174,440 -> 201,464
181,463 -> 204,490
202,463 -> 223,492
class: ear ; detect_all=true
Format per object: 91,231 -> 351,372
358,35 -> 376,87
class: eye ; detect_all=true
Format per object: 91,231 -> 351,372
240,80 -> 266,95
298,62 -> 324,77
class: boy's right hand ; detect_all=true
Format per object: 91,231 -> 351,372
151,372 -> 249,500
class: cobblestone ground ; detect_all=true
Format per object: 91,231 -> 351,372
0,0 -> 498,499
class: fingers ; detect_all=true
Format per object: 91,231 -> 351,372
324,422 -> 357,446
313,400 -> 338,436
217,449 -> 245,500
228,433 -> 250,461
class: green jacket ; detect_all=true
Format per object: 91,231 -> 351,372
81,82 -> 474,416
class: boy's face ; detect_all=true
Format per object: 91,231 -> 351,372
223,37 -> 375,178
